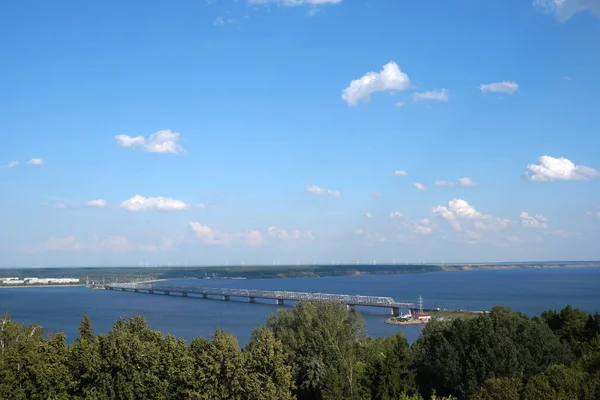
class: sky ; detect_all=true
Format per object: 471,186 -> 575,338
1,0 -> 600,267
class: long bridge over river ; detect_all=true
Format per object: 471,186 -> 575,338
105,283 -> 416,317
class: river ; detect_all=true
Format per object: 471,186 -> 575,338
1,267 -> 599,345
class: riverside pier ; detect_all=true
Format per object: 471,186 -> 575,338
105,283 -> 415,316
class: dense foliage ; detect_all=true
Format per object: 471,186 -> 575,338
0,302 -> 598,399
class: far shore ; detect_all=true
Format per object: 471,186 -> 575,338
0,284 -> 85,289
131,278 -> 168,284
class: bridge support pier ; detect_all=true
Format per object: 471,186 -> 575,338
164,291 -> 170,295
248,297 -> 255,303
120,288 -> 126,291
347,304 -> 356,313
223,295 -> 230,301
202,294 -> 208,299
182,292 -> 188,297
391,307 -> 400,317
276,299 -> 284,306
149,290 -> 154,294
134,289 -> 139,293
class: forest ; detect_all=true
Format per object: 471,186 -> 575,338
0,302 -> 599,399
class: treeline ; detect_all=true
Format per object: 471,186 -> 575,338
0,303 -> 599,399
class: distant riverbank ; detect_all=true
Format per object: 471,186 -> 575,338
1,262 -> 599,285
0,284 -> 84,289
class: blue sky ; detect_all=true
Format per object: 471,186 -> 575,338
2,0 -> 600,267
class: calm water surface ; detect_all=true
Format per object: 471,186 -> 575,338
1,267 -> 599,345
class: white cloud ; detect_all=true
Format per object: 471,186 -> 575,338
520,212 -> 548,229
0,161 -> 18,169
435,180 -> 455,187
365,212 -> 373,218
414,183 -> 427,191
433,199 -> 481,221
115,130 -> 185,154
38,235 -> 165,253
237,230 -> 264,246
411,89 -> 449,102
525,155 -> 599,182
249,0 -> 341,5
587,208 -> 600,217
87,199 -> 107,208
214,16 -> 234,25
53,203 -> 66,209
435,177 -> 477,187
27,158 -> 43,166
189,222 -> 229,245
479,81 -> 519,94
121,195 -> 190,211
535,0 -> 600,21
393,170 -> 408,176
458,177 -> 476,187
395,102 -> 405,108
305,184 -> 340,197
268,226 -> 302,239
433,198 -> 511,233
403,218 -> 434,235
390,211 -> 403,218
341,62 -> 411,106
43,236 -> 81,251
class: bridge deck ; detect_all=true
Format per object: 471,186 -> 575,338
106,283 -> 414,309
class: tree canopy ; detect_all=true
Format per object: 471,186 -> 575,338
0,303 -> 599,400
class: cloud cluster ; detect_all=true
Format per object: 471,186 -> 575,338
1,159 -> 44,168
411,89 -> 449,102
268,226 -> 315,240
525,156 -> 599,182
414,183 -> 427,191
432,198 -> 510,232
480,81 -> 519,94
121,195 -> 191,211
87,199 -> 107,208
305,184 -> 340,197
535,0 -> 600,21
189,222 -> 230,245
41,235 -> 160,252
393,170 -> 408,176
0,161 -> 18,169
189,223 -> 269,246
27,158 -> 44,166
341,62 -> 411,106
435,177 -> 476,187
115,130 -> 185,154
520,212 -> 549,229
405,218 -> 435,235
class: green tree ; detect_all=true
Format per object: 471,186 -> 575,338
244,326 -> 295,400
266,300 -> 365,400
522,364 -> 589,400
364,333 -> 416,400
469,377 -> 522,400
188,329 -> 247,400
412,306 -> 572,400
77,314 -> 95,343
